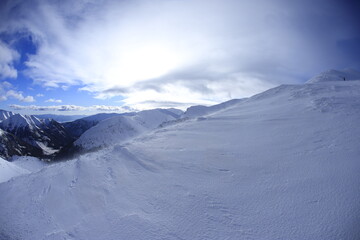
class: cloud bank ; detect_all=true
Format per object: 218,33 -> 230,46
1,0 -> 359,109
9,104 -> 134,113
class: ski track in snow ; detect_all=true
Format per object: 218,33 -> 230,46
1,80 -> 360,239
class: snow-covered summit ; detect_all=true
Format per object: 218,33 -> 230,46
74,108 -> 181,151
0,114 -> 42,131
306,68 -> 360,83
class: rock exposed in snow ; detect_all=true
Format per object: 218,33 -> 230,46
0,114 -> 72,157
0,128 -> 43,159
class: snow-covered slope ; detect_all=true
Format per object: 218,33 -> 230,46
10,156 -> 47,172
74,109 -> 181,151
1,80 -> 360,239
306,68 -> 360,83
0,157 -> 29,183
183,98 -> 245,118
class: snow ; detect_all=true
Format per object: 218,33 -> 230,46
306,68 -> 360,83
0,79 -> 360,239
36,141 -> 58,155
0,157 -> 29,183
74,109 -> 181,151
183,98 -> 245,118
10,156 -> 47,172
77,113 -> 122,123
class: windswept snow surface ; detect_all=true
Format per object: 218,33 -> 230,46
1,81 -> 360,239
10,156 -> 47,172
183,98 -> 245,118
0,157 -> 29,183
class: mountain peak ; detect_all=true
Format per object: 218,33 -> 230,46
307,68 -> 360,83
0,109 -> 15,122
0,114 -> 42,131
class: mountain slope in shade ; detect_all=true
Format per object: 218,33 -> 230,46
306,68 -> 360,83
0,129 -> 43,159
0,110 -> 15,122
0,79 -> 359,239
0,114 -> 72,155
35,114 -> 87,123
63,113 -> 123,139
74,109 -> 182,151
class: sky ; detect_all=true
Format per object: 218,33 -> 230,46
0,0 -> 360,115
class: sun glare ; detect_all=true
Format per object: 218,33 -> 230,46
106,45 -> 180,87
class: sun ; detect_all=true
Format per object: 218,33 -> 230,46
105,44 -> 181,88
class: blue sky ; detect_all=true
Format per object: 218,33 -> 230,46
0,0 -> 359,115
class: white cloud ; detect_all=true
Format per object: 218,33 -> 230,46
45,98 -> 62,103
0,41 -> 19,79
36,93 -> 44,97
5,90 -> 35,102
1,0 -> 359,109
0,82 -> 35,102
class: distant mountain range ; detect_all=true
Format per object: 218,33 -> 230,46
0,108 -> 187,160
0,100 -> 245,160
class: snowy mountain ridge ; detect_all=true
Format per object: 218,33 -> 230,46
306,68 -> 360,83
183,98 -> 245,118
74,108 -> 183,151
0,113 -> 42,131
0,109 -> 16,122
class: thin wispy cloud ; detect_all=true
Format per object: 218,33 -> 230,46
0,40 -> 19,79
45,98 -> 62,103
0,0 -> 359,110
